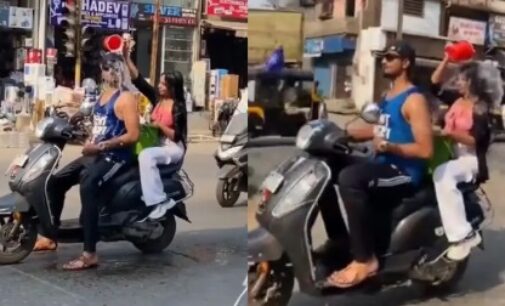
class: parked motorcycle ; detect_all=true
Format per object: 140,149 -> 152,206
0,116 -> 194,264
248,105 -> 491,305
215,112 -> 247,207
213,100 -> 238,137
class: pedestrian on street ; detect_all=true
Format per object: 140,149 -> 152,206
123,40 -> 189,220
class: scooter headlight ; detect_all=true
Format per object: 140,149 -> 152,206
296,124 -> 314,150
35,117 -> 54,139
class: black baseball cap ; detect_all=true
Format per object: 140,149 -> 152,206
377,40 -> 416,66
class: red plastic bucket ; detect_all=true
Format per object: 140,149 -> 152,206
445,41 -> 475,62
103,34 -> 123,52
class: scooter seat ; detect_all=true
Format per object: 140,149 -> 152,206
107,161 -> 183,191
390,185 -> 436,226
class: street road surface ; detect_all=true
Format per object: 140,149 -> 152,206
0,143 -> 246,306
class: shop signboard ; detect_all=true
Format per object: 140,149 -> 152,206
304,38 -> 324,58
206,0 -> 247,20
448,16 -> 487,46
51,0 -> 130,30
489,14 -> 505,47
130,2 -> 197,27
8,7 -> 33,29
81,0 -> 130,30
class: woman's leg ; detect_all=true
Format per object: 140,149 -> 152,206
139,145 -> 184,207
434,156 -> 478,242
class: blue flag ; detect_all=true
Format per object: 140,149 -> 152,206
265,47 -> 284,72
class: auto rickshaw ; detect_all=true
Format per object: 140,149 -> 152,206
248,67 -> 327,137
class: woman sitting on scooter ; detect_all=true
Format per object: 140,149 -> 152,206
123,41 -> 188,220
431,55 -> 500,261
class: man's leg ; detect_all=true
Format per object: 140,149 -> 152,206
62,156 -> 127,270
34,156 -> 91,251
328,162 -> 414,287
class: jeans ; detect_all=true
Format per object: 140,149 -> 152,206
138,142 -> 184,206
433,155 -> 478,242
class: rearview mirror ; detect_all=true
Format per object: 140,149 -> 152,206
360,102 -> 381,124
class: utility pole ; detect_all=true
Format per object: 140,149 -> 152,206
397,0 -> 404,40
149,0 -> 161,85
74,0 -> 82,87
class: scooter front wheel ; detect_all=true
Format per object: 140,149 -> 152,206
0,213 -> 37,265
216,179 -> 240,207
248,258 -> 294,306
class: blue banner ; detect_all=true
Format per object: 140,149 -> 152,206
50,0 -> 130,30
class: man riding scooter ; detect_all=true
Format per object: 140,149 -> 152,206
34,52 -> 140,270
326,41 -> 434,288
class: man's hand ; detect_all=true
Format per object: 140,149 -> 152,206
373,137 -> 388,153
82,143 -> 101,156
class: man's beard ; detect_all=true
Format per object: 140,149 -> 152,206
383,70 -> 402,80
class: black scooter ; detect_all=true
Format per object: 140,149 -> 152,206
0,117 -> 193,264
248,105 -> 491,305
215,112 -> 247,207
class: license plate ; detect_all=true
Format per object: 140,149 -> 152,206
263,172 -> 284,193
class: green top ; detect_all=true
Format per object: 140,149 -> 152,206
427,136 -> 454,176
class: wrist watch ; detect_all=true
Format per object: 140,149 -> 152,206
379,140 -> 389,152
98,142 -> 108,151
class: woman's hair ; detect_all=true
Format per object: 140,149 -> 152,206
161,71 -> 185,108
459,61 -> 503,109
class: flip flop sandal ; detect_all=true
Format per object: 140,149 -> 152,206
33,239 -> 57,252
62,256 -> 99,271
325,268 -> 377,288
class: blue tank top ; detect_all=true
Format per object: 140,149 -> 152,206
374,86 -> 426,186
91,90 -> 132,162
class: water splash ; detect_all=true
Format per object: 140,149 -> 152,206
442,60 -> 504,110
478,60 -> 504,110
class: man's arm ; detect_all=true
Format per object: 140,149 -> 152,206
347,120 -> 374,142
102,92 -> 140,149
385,93 -> 434,159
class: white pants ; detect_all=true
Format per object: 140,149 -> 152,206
139,142 -> 185,206
433,155 -> 478,242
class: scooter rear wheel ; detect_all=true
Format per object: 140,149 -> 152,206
132,215 -> 177,254
0,213 -> 37,265
414,257 -> 469,295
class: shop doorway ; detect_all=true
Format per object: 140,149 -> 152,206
204,27 -> 247,88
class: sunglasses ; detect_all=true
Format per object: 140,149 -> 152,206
383,53 -> 402,62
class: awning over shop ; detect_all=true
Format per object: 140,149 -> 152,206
203,20 -> 247,37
